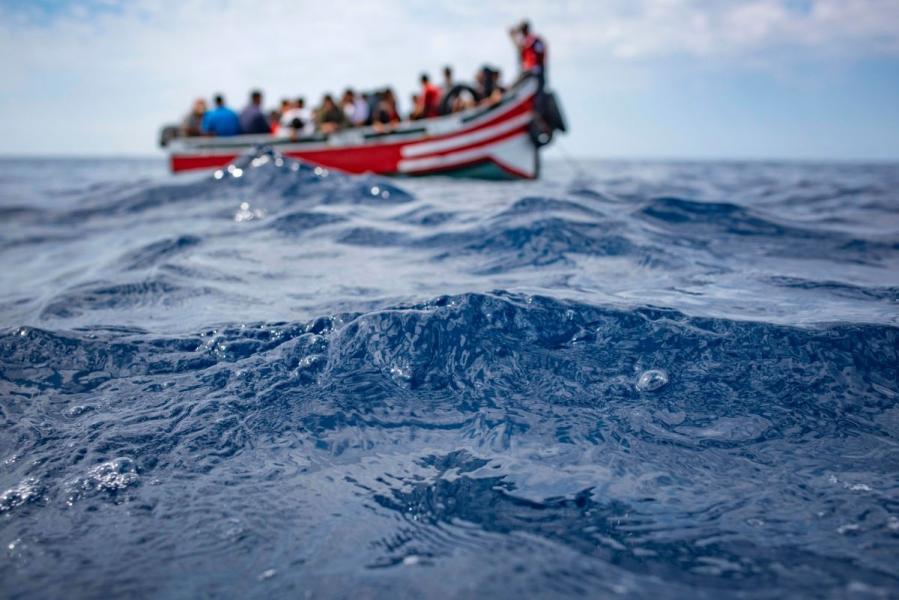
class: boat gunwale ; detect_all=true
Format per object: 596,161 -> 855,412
168,78 -> 538,155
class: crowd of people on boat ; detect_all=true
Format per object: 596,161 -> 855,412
178,65 -> 509,139
177,21 -> 546,140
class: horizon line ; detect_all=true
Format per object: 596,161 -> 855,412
1,152 -> 898,165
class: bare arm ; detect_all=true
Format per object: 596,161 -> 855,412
509,28 -> 523,49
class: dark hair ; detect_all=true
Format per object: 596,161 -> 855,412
520,20 -> 530,34
296,97 -> 305,106
214,94 -> 224,106
420,73 -> 429,83
443,66 -> 452,76
250,89 -> 262,103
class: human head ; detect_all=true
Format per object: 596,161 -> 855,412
296,97 -> 305,108
250,90 -> 262,106
192,98 -> 207,114
280,98 -> 290,109
342,88 -> 354,103
443,66 -> 452,81
519,20 -> 530,35
323,94 -> 335,108
420,73 -> 429,85
214,94 -> 224,107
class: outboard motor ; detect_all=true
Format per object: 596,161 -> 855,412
159,125 -> 180,148
542,91 -> 567,134
530,89 -> 567,148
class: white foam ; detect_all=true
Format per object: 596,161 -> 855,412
0,478 -> 39,513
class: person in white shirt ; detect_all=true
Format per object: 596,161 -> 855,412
341,88 -> 369,127
352,93 -> 369,127
278,97 -> 314,137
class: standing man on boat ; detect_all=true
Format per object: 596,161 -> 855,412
509,20 -> 547,91
510,19 -> 552,138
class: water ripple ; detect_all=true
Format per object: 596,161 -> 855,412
1,152 -> 898,597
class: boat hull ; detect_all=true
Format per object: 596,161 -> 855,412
167,79 -> 543,180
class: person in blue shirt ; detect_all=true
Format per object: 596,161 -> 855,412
239,89 -> 272,135
201,94 -> 241,136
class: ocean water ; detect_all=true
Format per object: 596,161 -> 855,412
1,151 -> 897,598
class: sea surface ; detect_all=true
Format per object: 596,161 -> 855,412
1,152 -> 898,598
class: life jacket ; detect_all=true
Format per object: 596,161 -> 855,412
422,83 -> 441,118
521,34 -> 546,71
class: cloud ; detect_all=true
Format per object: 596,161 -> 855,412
548,0 -> 899,61
0,0 -> 897,155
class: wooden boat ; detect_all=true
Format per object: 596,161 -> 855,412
160,76 -> 565,180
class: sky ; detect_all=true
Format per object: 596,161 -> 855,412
0,0 -> 898,160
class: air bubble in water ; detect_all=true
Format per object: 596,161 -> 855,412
389,363 -> 411,382
67,458 -> 139,505
250,155 -> 270,168
0,478 -> 40,513
64,404 -> 93,418
636,369 -> 668,392
234,202 -> 265,223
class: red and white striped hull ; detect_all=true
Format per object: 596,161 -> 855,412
167,79 -> 544,180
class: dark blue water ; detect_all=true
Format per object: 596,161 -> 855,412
1,152 -> 898,598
